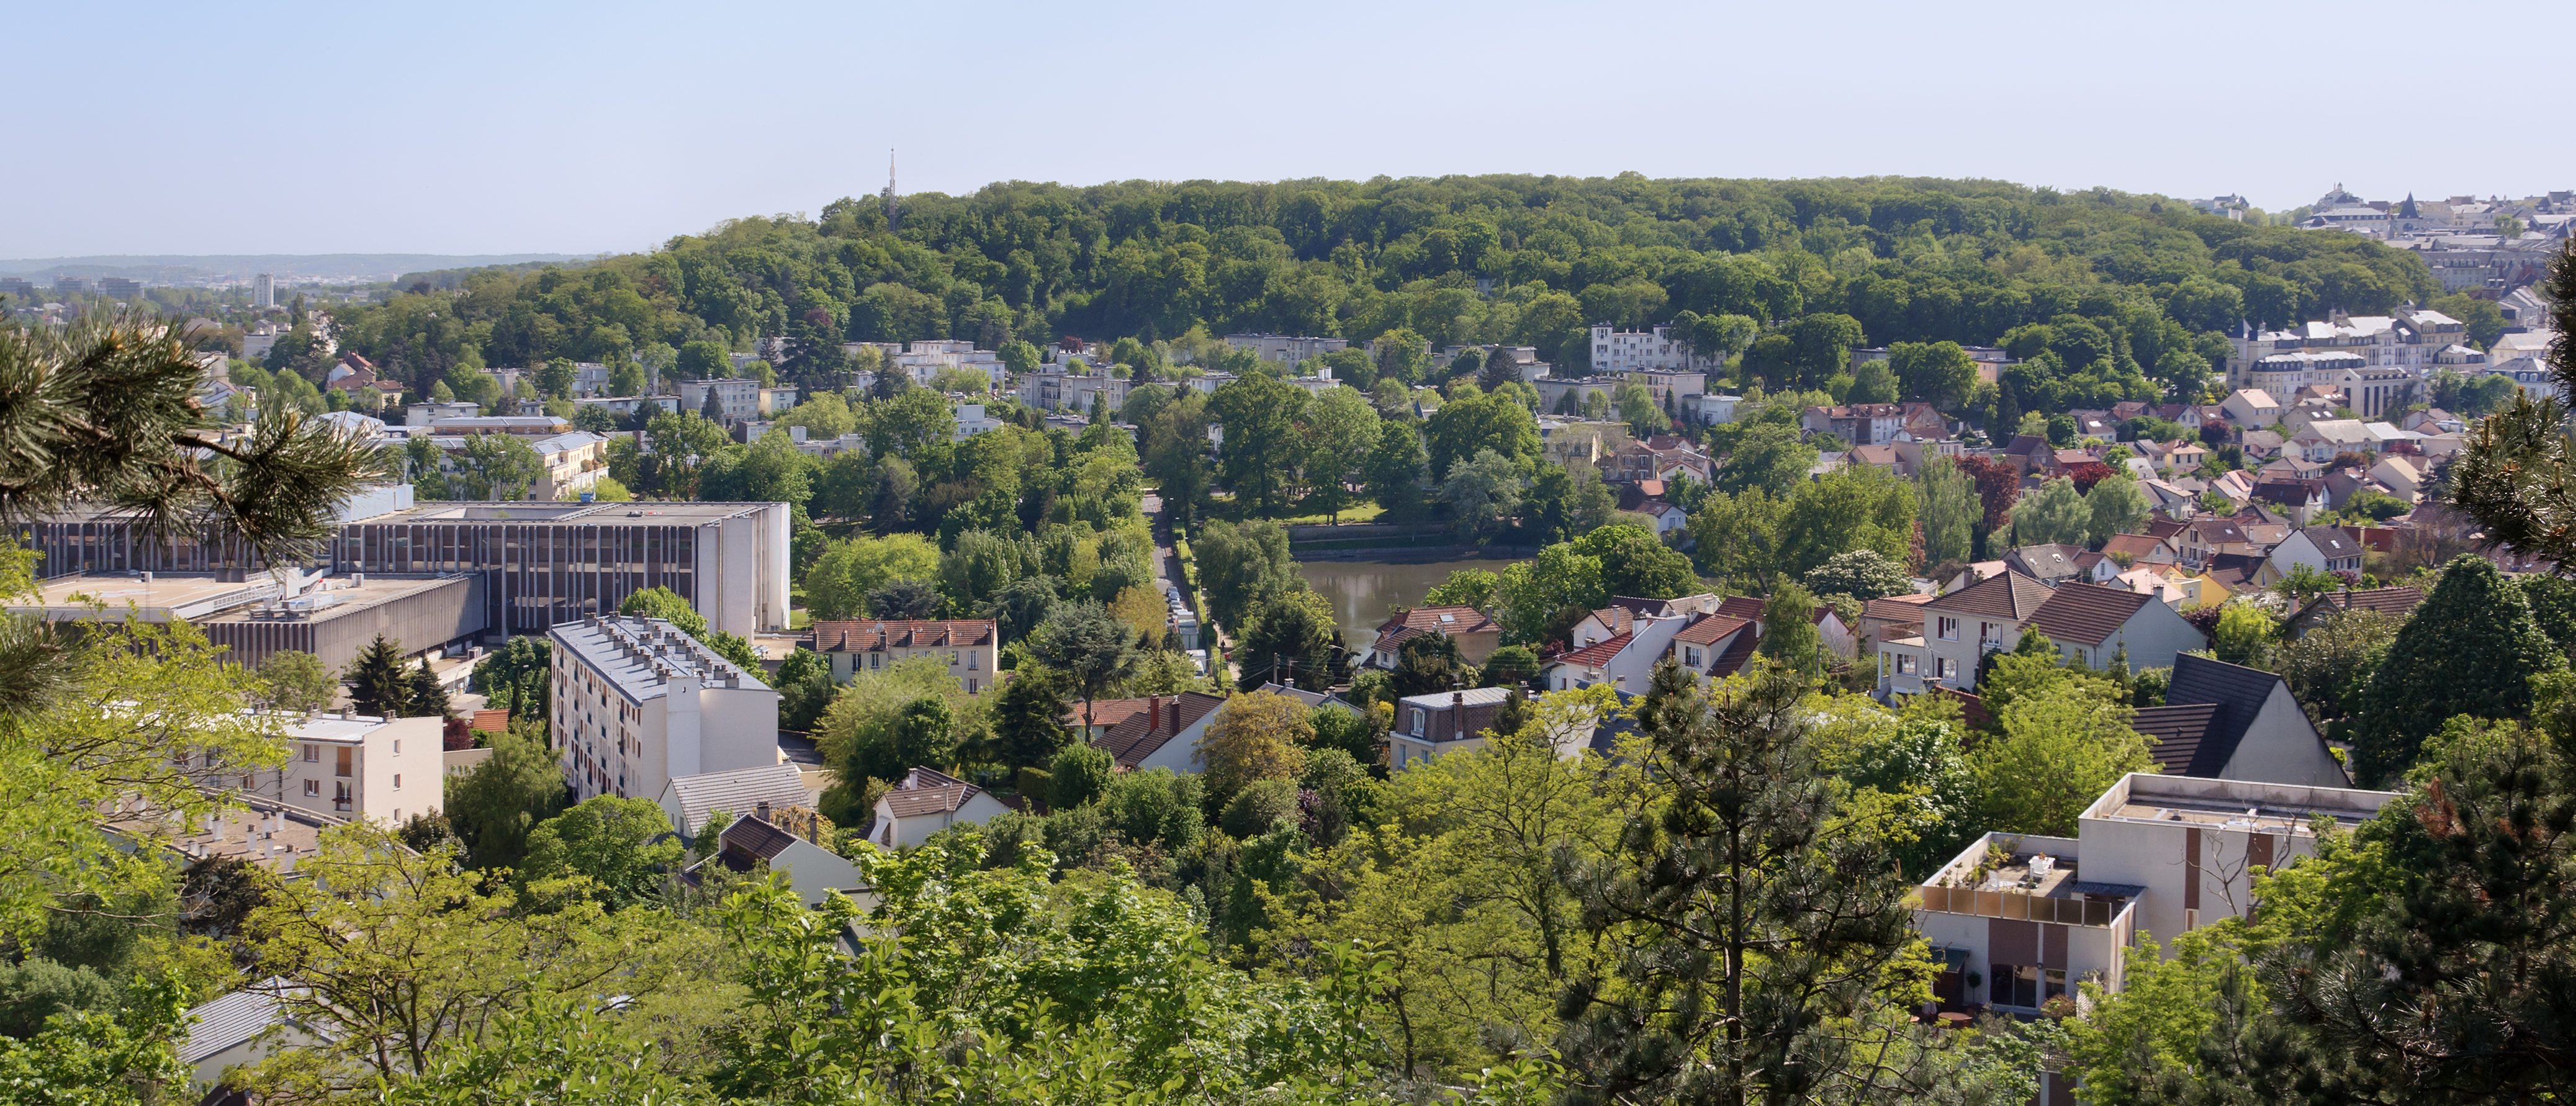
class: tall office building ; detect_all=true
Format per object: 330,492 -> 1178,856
253,273 -> 274,309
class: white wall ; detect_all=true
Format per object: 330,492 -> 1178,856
2217,684 -> 2350,788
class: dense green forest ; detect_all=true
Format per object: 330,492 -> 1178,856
313,175 -> 2435,405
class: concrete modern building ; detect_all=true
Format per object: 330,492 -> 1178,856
1223,333 -> 1349,363
267,713 -> 446,825
1911,773 -> 2397,1102
10,569 -> 484,672
1587,323 -> 1715,373
25,498 -> 793,641
549,614 -> 781,803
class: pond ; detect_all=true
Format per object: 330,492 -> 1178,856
1298,557 -> 1528,650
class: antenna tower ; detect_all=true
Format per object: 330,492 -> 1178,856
882,150 -> 898,232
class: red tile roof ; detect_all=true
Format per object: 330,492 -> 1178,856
1548,632 -> 1633,670
1377,605 -> 1500,637
1097,690 -> 1228,770
810,619 -> 996,652
469,709 -> 511,732
1672,613 -> 1751,647
1061,698 -> 1153,731
1715,595 -> 1834,625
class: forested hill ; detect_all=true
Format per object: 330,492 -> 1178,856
328,174 -> 2436,399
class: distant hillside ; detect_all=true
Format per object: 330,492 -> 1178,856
0,253 -> 587,282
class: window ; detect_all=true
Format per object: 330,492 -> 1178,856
304,779 -> 320,797
1979,621 -> 2001,645
1683,646 -> 1701,667
1936,616 -> 1959,641
1934,657 -> 1957,680
949,650 -> 959,665
966,678 -> 978,694
302,744 -> 319,763
1896,654 -> 1917,675
393,774 -> 402,790
333,781 -> 351,811
869,653 -> 881,669
1410,708 -> 1426,735
1990,963 -> 2040,1008
392,740 -> 401,754
336,747 -> 353,778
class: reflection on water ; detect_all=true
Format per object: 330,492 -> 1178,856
1298,559 -> 1526,649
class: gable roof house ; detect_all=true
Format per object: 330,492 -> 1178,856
659,762 -> 816,838
2285,585 -> 2425,637
811,619 -> 1000,695
2238,429 -> 2286,459
685,809 -> 864,905
2099,533 -> 2179,568
1877,572 -> 2053,694
2128,655 -> 2348,788
870,767 -> 1012,848
1097,690 -> 1230,774
1662,613 -> 1760,685
2220,389 -> 2282,429
2020,582 -> 2208,674
2003,543 -> 2117,586
1355,605 -> 1503,670
2268,525 -> 2366,580
1876,576 -> 2204,695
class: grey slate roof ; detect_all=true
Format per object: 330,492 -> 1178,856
664,763 -> 809,835
182,980 -> 300,1064
2145,654 -> 2289,776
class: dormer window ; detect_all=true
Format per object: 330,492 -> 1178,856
1410,708 -> 1426,736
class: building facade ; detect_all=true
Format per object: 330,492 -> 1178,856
550,614 -> 780,804
809,619 -> 999,694
262,714 -> 445,825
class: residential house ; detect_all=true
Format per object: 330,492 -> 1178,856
2249,479 -> 2326,525
870,767 -> 1012,848
1630,497 -> 1689,535
2220,389 -> 2282,430
1624,368 -> 1707,411
2289,419 -> 2376,464
1713,594 -> 1858,656
2285,586 -> 2424,637
659,762 -> 814,838
1354,606 -> 1503,670
1098,690 -> 1228,773
528,430 -> 608,500
2238,429 -> 2285,459
2065,410 -> 2116,439
1898,402 -> 1948,439
1389,686 -> 1521,767
687,808 -> 864,905
2267,526 -> 2366,579
2002,544 -> 2095,586
2019,582 -> 2209,673
1063,697 -> 1155,742
810,619 -> 999,694
256,713 -> 443,825
1911,774 -> 2395,1041
2128,655 -> 2348,788
1801,403 -> 1907,446
1544,598 -> 1709,692
1882,572 -> 2053,692
1588,323 -> 1718,372
2002,434 -> 2055,476
2097,533 -> 2179,569
1605,436 -> 1713,484
2369,454 -> 2431,500
181,983 -> 318,1094
2402,408 -> 2462,435
1660,611 -> 1761,683
1859,593 -> 1934,646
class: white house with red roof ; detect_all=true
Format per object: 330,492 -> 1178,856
1354,605 -> 1502,670
870,767 -> 1011,849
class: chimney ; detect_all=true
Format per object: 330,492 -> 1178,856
1453,691 -> 1466,740
1148,695 -> 1163,734
755,800 -> 772,823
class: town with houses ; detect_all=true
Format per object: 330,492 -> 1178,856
9,173 -> 2576,1106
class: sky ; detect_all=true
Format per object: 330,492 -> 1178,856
10,0 -> 2570,259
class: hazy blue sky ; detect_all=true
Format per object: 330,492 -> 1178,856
11,0 -> 2569,258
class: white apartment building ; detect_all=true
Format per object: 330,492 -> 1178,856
953,403 -> 1003,441
1016,367 -> 1130,415
808,619 -> 999,695
892,339 -> 1006,387
1912,773 -> 2393,1032
1588,324 -> 1716,374
678,379 -> 800,423
262,714 -> 444,825
528,431 -> 608,500
550,614 -> 781,804
1223,333 -> 1349,363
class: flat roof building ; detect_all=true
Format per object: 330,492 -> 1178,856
551,614 -> 780,804
25,498 -> 793,641
10,569 -> 485,672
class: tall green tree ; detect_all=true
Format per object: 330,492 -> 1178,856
1235,590 -> 1338,693
1027,600 -> 1140,724
1574,524 -> 1698,599
2349,555 -> 2565,785
1209,372 -> 1308,515
989,665 -> 1072,771
1299,385 -> 1380,523
518,796 -> 685,908
1888,341 -> 1979,410
407,657 -> 451,719
1756,582 -> 1826,680
2009,475 -> 2089,547
444,724 -> 570,871
1561,660 -> 1929,1106
1423,387 -> 1539,480
346,634 -> 410,718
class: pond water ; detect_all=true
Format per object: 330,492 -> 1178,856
1298,557 -> 1528,649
